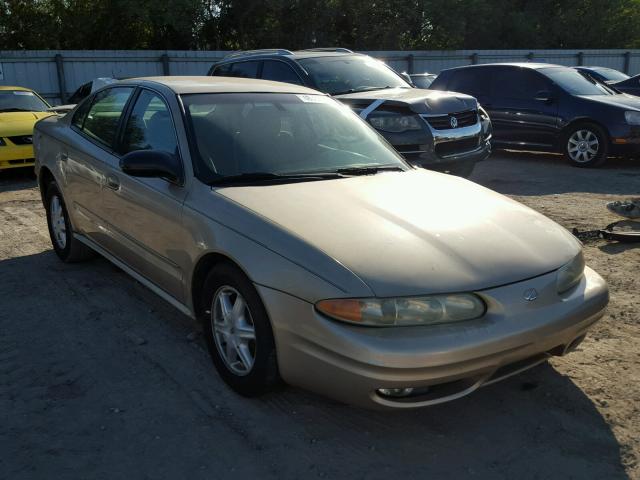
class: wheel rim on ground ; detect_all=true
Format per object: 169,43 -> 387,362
211,286 -> 256,376
50,195 -> 67,249
568,129 -> 599,163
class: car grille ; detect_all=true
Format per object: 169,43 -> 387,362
7,158 -> 34,165
8,135 -> 33,145
424,110 -> 478,130
434,137 -> 480,157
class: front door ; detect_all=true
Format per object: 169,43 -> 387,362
489,67 -> 559,149
99,88 -> 188,302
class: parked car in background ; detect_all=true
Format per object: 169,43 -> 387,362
609,73 -> 640,97
34,76 -> 608,409
209,48 -> 492,177
68,77 -> 118,104
573,66 -> 630,84
430,63 -> 640,167
47,78 -> 121,116
0,86 -> 55,171
409,73 -> 437,89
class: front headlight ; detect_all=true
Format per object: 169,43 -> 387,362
368,114 -> 423,133
556,251 -> 585,294
624,110 -> 640,125
316,293 -> 485,327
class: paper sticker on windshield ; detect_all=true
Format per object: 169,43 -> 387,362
296,94 -> 328,103
13,91 -> 35,96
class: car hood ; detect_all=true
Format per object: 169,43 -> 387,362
0,111 -> 54,136
335,88 -> 478,114
579,93 -> 640,111
217,170 -> 581,297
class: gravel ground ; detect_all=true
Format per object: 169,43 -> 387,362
0,152 -> 638,479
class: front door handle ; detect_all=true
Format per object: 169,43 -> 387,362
105,175 -> 120,190
60,153 -> 68,162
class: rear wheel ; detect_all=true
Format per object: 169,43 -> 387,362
44,182 -> 94,262
564,123 -> 608,167
200,263 -> 279,396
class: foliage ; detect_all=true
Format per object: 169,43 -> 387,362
1,0 -> 639,50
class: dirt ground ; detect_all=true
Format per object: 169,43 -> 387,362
0,152 -> 638,479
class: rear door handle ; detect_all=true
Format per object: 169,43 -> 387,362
105,175 -> 120,190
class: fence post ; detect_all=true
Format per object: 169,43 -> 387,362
623,51 -> 631,74
407,54 -> 414,74
54,54 -> 67,104
577,51 -> 584,66
160,53 -> 170,75
526,52 -> 534,62
470,53 -> 478,65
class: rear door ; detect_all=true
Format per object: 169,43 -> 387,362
99,88 -> 188,302
63,86 -> 134,241
489,66 -> 559,148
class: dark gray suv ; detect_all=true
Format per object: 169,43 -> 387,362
209,48 -> 492,177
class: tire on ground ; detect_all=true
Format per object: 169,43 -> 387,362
200,262 -> 279,397
44,181 -> 94,262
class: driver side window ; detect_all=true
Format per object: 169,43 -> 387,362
121,90 -> 178,155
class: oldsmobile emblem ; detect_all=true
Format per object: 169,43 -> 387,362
450,116 -> 458,128
523,288 -> 538,301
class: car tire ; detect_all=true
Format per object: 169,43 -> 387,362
563,123 -> 608,168
44,181 -> 94,262
200,263 -> 279,397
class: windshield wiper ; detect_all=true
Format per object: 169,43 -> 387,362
207,171 -> 344,186
333,165 -> 405,176
331,86 -> 407,96
0,108 -> 33,113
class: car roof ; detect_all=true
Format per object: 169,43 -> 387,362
444,62 -> 564,72
120,76 -> 324,95
0,86 -> 33,91
218,49 -> 363,63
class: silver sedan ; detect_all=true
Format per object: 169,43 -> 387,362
34,77 -> 609,409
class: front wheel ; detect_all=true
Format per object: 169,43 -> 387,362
200,263 -> 279,397
564,123 -> 608,167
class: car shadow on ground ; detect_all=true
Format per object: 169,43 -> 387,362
0,249 -> 627,479
0,167 -> 37,193
472,150 -> 640,197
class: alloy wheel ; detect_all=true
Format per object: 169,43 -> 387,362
211,286 -> 256,376
567,129 -> 599,164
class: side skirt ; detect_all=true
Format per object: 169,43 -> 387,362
76,233 -> 195,319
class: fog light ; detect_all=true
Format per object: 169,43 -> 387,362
377,387 -> 415,398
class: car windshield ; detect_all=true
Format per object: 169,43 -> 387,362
181,93 -> 407,183
591,68 -> 630,82
298,55 -> 410,95
0,90 -> 50,112
542,67 -> 614,95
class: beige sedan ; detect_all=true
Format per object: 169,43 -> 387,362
34,77 -> 609,408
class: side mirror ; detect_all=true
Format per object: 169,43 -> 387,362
399,72 -> 414,87
120,150 -> 182,183
534,90 -> 553,102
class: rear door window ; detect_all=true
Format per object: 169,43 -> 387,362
448,69 -> 491,97
230,61 -> 261,79
81,87 -> 134,148
261,61 -> 303,85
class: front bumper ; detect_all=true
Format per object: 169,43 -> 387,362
608,123 -> 640,156
259,266 -> 608,409
380,115 -> 492,175
0,141 -> 35,170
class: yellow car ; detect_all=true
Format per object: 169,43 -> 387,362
0,86 -> 55,170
